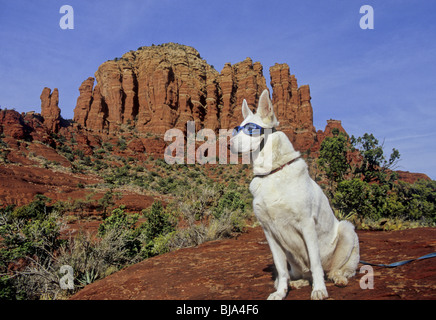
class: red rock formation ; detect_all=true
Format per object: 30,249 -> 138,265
219,58 -> 267,130
85,84 -> 106,132
1,43 -> 431,205
15,45 -> 365,157
73,77 -> 95,127
269,63 -> 316,151
121,67 -> 138,124
203,76 -> 220,132
314,119 -> 348,150
72,44 -> 421,162
323,119 -> 346,137
73,44 -> 219,134
40,87 -> 61,133
0,109 -> 26,139
127,139 -> 145,154
72,45 -> 349,154
95,61 -> 124,131
74,44 -> 267,135
396,171 -> 431,184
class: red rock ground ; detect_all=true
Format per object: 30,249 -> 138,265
71,227 -> 436,300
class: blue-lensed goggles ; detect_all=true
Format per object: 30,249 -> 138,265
232,123 -> 275,137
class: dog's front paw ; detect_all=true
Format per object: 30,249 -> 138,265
332,275 -> 348,287
289,279 -> 310,290
267,291 -> 286,300
311,287 -> 328,300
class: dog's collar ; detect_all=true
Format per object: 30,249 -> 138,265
253,156 -> 301,178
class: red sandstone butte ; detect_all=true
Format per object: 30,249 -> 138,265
72,43 -> 338,153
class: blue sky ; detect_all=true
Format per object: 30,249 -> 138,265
1,0 -> 435,179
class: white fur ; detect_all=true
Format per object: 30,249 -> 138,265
230,90 -> 360,300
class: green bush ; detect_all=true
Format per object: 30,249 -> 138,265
98,206 -> 143,260
392,180 -> 436,223
333,178 -> 436,224
0,197 -> 64,299
142,202 -> 176,240
318,130 -> 350,185
333,179 -> 389,220
98,206 -> 139,236
139,201 -> 177,257
98,203 -> 177,260
213,191 -> 246,220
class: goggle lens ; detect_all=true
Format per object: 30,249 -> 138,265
232,123 -> 264,136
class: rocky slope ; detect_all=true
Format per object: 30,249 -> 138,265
71,226 -> 436,300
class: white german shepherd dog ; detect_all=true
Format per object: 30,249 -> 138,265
230,90 -> 359,300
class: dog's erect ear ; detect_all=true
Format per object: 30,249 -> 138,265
242,99 -> 253,119
257,89 -> 277,126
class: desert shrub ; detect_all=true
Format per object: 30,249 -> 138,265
97,206 -> 147,260
392,180 -> 436,223
167,184 -> 251,249
351,133 -> 400,184
102,142 -> 113,151
150,231 -> 177,256
98,203 -> 178,260
213,190 -> 246,220
141,202 -> 176,240
1,196 -> 62,260
98,189 -> 120,219
155,176 -> 179,194
0,197 -> 65,300
56,227 -> 142,294
333,178 -> 436,225
103,165 -> 135,186
117,138 -> 127,151
10,194 -> 51,220
98,206 -> 139,236
94,148 -> 106,159
139,201 -> 177,257
318,130 -> 350,187
333,179 -> 387,220
0,275 -> 23,300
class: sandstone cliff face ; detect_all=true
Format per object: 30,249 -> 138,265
74,44 -> 219,134
269,63 -> 316,152
219,58 -> 267,129
74,77 -> 95,127
73,44 -> 269,136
